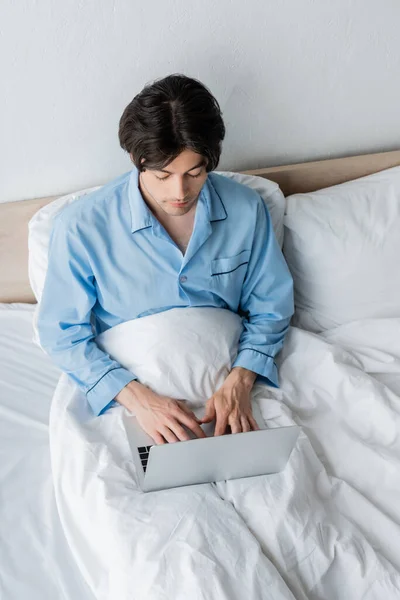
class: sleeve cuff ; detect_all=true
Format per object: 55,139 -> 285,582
86,367 -> 138,417
232,348 -> 279,388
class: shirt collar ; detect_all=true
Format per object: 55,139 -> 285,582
201,173 -> 228,223
128,166 -> 153,233
128,167 -> 227,234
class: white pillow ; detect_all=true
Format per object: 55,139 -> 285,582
28,185 -> 101,303
95,306 -> 243,409
284,165 -> 400,332
28,185 -> 101,346
28,172 -> 285,344
216,171 -> 285,246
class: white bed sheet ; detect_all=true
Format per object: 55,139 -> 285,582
0,303 -> 93,600
49,309 -> 400,600
3,304 -> 400,600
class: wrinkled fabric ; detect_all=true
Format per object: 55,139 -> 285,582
49,309 -> 400,599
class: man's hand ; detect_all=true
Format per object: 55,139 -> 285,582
115,381 -> 207,445
200,367 -> 260,435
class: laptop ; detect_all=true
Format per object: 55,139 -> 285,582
122,400 -> 299,493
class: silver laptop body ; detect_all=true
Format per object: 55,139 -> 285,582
122,400 -> 299,493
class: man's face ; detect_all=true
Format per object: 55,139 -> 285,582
135,149 -> 208,217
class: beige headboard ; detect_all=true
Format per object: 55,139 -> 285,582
1,149 -> 400,304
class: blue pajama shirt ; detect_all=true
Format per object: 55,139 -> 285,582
37,167 -> 294,416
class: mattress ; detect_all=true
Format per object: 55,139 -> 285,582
0,303 -> 93,600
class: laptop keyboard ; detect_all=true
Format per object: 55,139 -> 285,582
138,445 -> 153,473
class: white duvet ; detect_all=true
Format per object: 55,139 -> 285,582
49,308 -> 400,600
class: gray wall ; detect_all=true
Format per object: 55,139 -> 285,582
1,0 -> 399,203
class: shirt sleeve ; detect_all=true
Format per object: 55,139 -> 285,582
232,195 -> 294,387
36,214 -> 137,416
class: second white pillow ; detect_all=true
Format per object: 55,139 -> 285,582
284,166 -> 400,332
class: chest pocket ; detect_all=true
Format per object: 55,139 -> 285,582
210,249 -> 251,302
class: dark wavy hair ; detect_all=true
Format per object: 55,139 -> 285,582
118,74 -> 225,172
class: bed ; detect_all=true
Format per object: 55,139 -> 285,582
1,149 -> 400,600
0,303 -> 93,599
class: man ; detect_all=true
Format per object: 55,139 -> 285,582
37,73 -> 294,445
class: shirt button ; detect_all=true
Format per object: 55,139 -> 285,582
180,275 -> 187,283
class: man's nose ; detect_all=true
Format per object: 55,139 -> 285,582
174,177 -> 187,200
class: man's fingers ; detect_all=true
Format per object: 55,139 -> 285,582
226,414 -> 259,434
229,414 -> 242,434
176,411 -> 207,439
240,416 -> 251,433
167,419 -> 192,442
181,418 -> 207,439
200,400 -> 216,424
153,432 -> 166,445
159,426 -> 180,444
248,415 -> 260,431
214,413 -> 228,436
176,401 -> 202,423
153,413 -> 259,445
